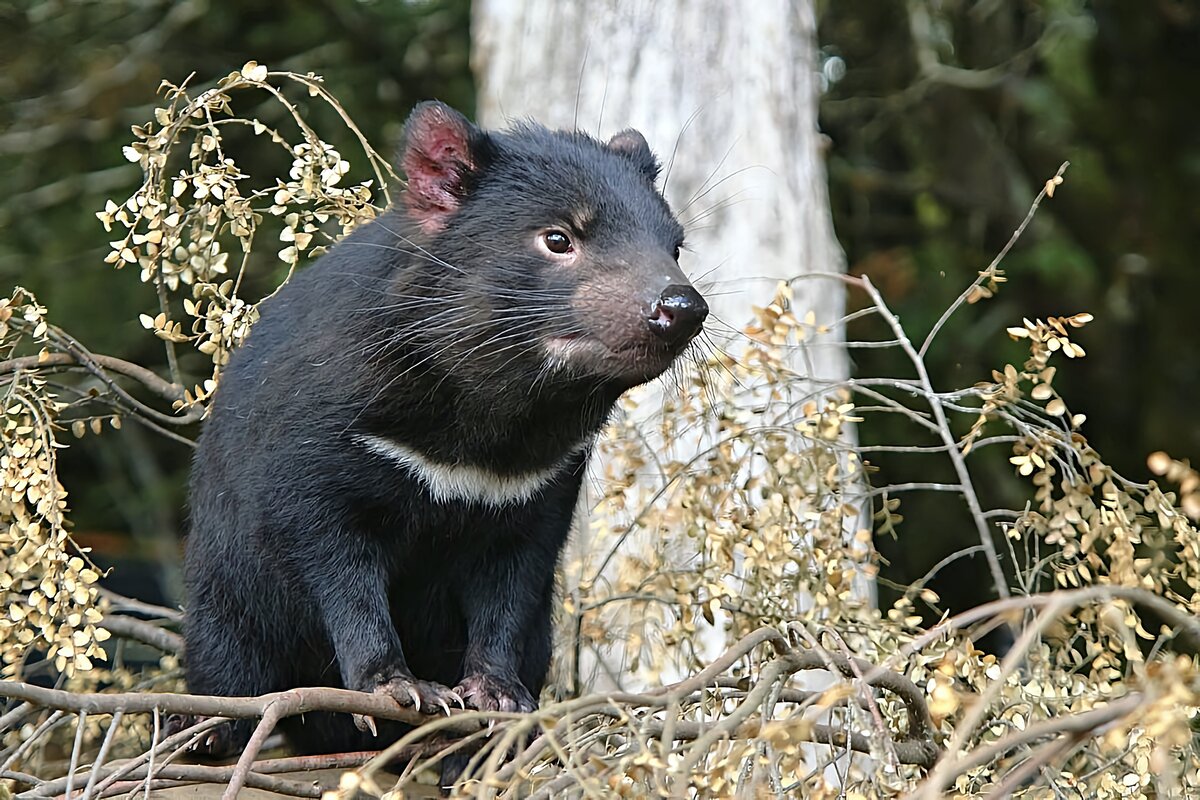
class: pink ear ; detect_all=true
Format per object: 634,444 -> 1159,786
608,128 -> 660,182
401,102 -> 483,233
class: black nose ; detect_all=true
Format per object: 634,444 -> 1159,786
648,284 -> 709,346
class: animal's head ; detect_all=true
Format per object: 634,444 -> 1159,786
398,101 -> 708,392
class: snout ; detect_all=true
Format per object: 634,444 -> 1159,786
648,284 -> 709,347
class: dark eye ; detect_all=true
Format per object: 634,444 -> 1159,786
542,230 -> 573,254
672,244 -> 682,261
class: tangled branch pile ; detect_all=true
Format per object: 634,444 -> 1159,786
2,68 -> 1200,799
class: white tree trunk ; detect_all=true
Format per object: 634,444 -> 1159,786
472,0 -> 864,695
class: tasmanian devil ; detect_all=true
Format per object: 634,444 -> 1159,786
180,101 -> 708,760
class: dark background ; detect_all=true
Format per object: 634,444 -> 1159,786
2,0 -> 1195,620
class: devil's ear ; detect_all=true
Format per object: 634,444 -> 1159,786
607,128 -> 660,183
401,101 -> 489,233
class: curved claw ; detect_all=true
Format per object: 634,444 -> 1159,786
449,690 -> 465,710
407,686 -> 422,713
436,697 -> 451,717
353,713 -> 378,737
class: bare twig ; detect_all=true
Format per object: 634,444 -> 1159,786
37,765 -> 325,800
96,615 -> 182,654
142,708 -> 159,800
917,597 -> 1070,797
1,710 -> 65,774
253,752 -> 378,772
909,544 -> 987,593
915,692 -> 1144,795
918,161 -> 1070,357
890,586 -> 1200,670
0,353 -> 175,404
856,273 -> 1010,599
95,587 -> 182,623
0,346 -> 202,428
1,770 -> 42,787
64,711 -> 87,799
80,710 -> 123,800
906,0 -> 1044,90
222,700 -> 283,800
818,628 -> 901,771
28,717 -> 228,799
0,682 -> 464,732
986,732 -> 1082,800
0,702 -> 36,737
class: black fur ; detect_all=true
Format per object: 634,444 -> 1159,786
181,102 -> 706,764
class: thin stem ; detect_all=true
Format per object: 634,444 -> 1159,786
142,708 -> 159,800
857,273 -> 1010,599
153,277 -> 182,386
919,161 -> 1069,357
222,702 -> 282,800
64,711 -> 87,800
81,710 -> 123,800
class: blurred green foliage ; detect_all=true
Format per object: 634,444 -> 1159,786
0,0 -> 472,599
2,0 -> 1195,621
818,0 -> 1200,615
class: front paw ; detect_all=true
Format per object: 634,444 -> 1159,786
455,672 -> 536,714
164,714 -> 247,759
352,671 -> 464,733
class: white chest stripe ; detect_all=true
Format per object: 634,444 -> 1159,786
354,434 -> 570,507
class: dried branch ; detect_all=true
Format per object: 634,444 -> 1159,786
906,0 -> 1025,90
0,625 -> 941,797
96,615 -> 182,654
64,711 -> 87,799
921,597 -> 1071,794
985,732 -> 1082,799
95,587 -> 183,624
2,322 -> 205,427
0,682 -> 464,732
0,771 -> 41,787
0,703 -> 35,736
54,717 -> 230,799
80,709 -> 123,800
222,701 -> 284,800
913,692 -> 1145,798
855,272 -> 1010,599
0,710 -> 65,774
891,585 -> 1200,666
18,764 -> 327,799
918,161 -> 1070,357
